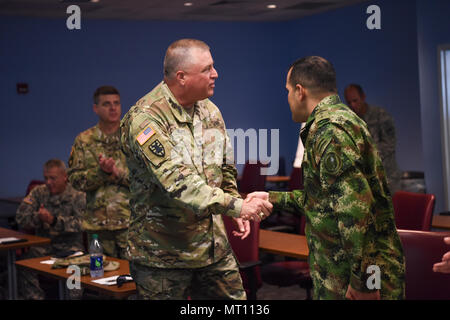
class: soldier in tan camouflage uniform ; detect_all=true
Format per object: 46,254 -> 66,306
120,39 -> 272,300
247,56 -> 405,300
16,159 -> 85,299
344,84 -> 402,194
68,86 -> 130,259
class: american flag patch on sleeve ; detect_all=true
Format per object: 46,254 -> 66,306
136,125 -> 155,145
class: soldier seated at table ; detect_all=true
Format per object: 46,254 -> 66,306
15,159 -> 86,300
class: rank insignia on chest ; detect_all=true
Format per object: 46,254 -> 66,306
149,139 -> 165,157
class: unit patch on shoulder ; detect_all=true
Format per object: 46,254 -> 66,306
149,139 -> 165,157
323,151 -> 342,175
136,125 -> 155,146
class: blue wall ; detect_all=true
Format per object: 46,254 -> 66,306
0,0 -> 434,203
0,18 -> 292,196
287,0 -> 423,172
416,0 -> 450,213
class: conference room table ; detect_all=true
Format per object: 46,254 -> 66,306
259,216 -> 450,262
0,227 -> 51,299
258,228 -> 309,260
432,215 -> 450,230
0,197 -> 23,204
265,176 -> 290,183
15,255 -> 136,300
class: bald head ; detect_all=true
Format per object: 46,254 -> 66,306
344,84 -> 367,117
163,39 -> 210,80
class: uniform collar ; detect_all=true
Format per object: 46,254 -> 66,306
47,184 -> 74,202
161,82 -> 199,124
300,94 -> 341,145
93,124 -> 120,142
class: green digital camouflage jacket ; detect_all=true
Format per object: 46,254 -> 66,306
269,95 -> 405,300
16,184 -> 85,252
120,81 -> 243,269
68,125 -> 130,231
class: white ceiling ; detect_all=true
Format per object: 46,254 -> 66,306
0,0 -> 368,22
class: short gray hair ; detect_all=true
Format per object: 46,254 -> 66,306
43,159 -> 66,172
163,39 -> 210,79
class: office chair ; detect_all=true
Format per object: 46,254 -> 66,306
238,161 -> 267,194
288,167 -> 303,191
15,180 -> 46,256
392,191 -> 435,231
260,215 -> 313,300
222,214 -> 262,300
398,229 -> 450,299
25,180 -> 45,197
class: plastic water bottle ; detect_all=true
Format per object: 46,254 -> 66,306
89,234 -> 104,278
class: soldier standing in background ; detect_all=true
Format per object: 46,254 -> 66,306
68,86 -> 130,259
120,39 -> 272,300
16,159 -> 85,299
247,56 -> 405,300
344,84 -> 402,194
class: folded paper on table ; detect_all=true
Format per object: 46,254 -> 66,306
0,237 -> 26,244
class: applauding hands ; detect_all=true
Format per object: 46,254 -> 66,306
38,204 -> 55,225
99,154 -> 120,178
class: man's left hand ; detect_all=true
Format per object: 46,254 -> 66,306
231,218 -> 250,240
345,285 -> 380,300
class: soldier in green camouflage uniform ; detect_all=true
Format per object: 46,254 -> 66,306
68,86 -> 130,259
16,159 -> 85,299
120,39 -> 272,300
344,84 -> 402,194
248,57 -> 405,300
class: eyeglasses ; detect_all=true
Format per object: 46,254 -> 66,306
116,274 -> 133,288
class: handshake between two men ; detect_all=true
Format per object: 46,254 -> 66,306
231,191 -> 271,240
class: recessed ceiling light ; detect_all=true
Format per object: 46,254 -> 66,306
267,4 -> 277,9
91,0 -> 100,3
184,2 -> 193,6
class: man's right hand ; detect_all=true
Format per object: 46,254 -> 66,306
244,191 -> 269,203
240,197 -> 272,221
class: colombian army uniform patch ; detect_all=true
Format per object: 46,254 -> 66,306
320,143 -> 353,187
149,139 -> 165,157
323,151 -> 342,175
